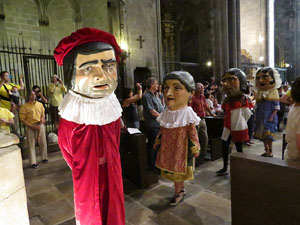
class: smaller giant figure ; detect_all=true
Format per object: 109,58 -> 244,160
54,28 -> 125,225
253,67 -> 282,157
154,71 -> 200,206
217,68 -> 252,175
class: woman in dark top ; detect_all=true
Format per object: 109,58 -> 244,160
122,83 -> 142,129
32,85 -> 48,106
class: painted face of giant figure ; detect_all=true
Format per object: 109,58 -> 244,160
54,28 -> 122,99
221,73 -> 241,97
164,79 -> 193,110
73,50 -> 118,98
163,71 -> 195,111
255,70 -> 276,91
220,68 -> 247,97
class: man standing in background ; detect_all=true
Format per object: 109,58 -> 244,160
19,91 -> 47,169
48,74 -> 66,130
142,77 -> 164,169
190,83 -> 211,162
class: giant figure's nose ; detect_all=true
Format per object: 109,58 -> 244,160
93,67 -> 106,83
166,88 -> 173,96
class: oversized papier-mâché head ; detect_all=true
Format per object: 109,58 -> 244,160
253,67 -> 282,92
221,68 -> 247,97
54,28 -> 122,98
163,71 -> 195,111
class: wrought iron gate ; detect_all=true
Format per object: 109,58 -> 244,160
0,38 -> 64,137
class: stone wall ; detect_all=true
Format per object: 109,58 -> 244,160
48,0 -> 77,50
3,0 -> 40,51
0,0 -> 111,53
240,0 -> 267,64
274,0 -> 298,81
0,0 -> 162,87
0,145 -> 29,225
80,0 -> 109,31
123,0 -> 161,86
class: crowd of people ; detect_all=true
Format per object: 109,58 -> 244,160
1,66 -> 299,205
122,69 -> 299,176
1,68 -> 298,166
0,71 -> 66,169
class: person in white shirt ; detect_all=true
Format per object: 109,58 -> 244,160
285,77 -> 300,161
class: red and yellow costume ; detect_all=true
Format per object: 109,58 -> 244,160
155,106 -> 200,181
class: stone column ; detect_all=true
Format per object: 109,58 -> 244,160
266,0 -> 275,67
228,0 -> 241,68
294,0 -> 300,81
212,0 -> 229,80
162,13 -> 176,73
0,145 -> 29,225
0,1 -> 6,39
155,0 -> 164,82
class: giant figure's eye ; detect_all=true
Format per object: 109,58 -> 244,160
83,66 -> 92,74
102,63 -> 116,71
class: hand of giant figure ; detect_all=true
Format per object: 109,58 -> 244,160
54,28 -> 125,225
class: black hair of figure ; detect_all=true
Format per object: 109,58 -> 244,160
204,92 -> 211,99
62,42 -> 115,89
256,67 -> 275,85
122,88 -> 133,100
224,68 -> 247,93
0,71 -> 8,77
291,77 -> 300,102
32,85 -> 41,91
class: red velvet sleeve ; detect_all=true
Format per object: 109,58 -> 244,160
58,119 -> 74,170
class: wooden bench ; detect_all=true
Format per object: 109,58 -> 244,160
231,152 -> 300,225
120,132 -> 158,189
205,116 -> 224,161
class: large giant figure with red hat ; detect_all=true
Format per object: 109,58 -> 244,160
54,28 -> 125,225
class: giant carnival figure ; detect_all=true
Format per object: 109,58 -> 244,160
154,71 -> 200,206
217,68 -> 253,176
253,67 -> 282,158
54,28 -> 125,225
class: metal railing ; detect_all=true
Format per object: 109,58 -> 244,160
0,37 -> 64,137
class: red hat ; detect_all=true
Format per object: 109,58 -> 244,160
54,27 -> 122,66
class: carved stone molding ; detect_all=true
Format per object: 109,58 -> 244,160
0,1 -> 5,20
33,0 -> 51,26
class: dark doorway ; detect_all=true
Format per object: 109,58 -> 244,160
180,25 -> 199,63
134,67 -> 151,89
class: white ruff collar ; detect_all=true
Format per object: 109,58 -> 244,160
59,90 -> 122,126
157,106 -> 200,128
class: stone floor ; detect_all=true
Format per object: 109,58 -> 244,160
24,132 -> 284,225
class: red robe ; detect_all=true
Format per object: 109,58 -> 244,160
58,118 -> 125,225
